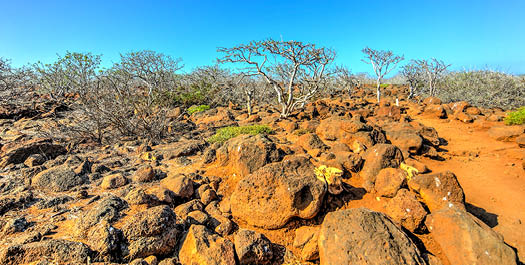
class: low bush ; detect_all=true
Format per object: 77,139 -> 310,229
504,107 -> 525,125
439,70 -> 525,109
208,124 -> 273,144
187,104 -> 210,115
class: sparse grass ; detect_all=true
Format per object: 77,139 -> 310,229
504,107 -> 525,125
380,83 -> 391,89
187,104 -> 210,115
208,124 -> 273,144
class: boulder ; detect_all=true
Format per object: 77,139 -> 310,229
178,225 -> 236,265
450,101 -> 471,114
456,112 -> 474,123
488,126 -> 524,142
316,116 -> 371,145
85,221 -> 123,262
423,96 -> 442,105
32,165 -> 89,192
231,156 -> 326,229
132,165 -> 157,183
293,226 -> 319,261
122,205 -> 180,259
234,229 -> 274,264
160,174 -> 194,198
516,134 -> 525,148
297,133 -> 328,152
383,125 -> 424,155
374,168 -> 406,198
360,144 -> 404,191
408,171 -> 465,212
75,196 -> 128,236
216,134 -> 281,177
0,138 -> 66,168
192,107 -> 237,129
426,207 -> 517,265
318,208 -> 426,265
0,239 -> 93,265
423,104 -> 447,119
375,105 -> 402,121
385,189 -> 428,232
101,173 -> 128,189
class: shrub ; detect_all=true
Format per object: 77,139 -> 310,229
208,125 -> 273,144
439,70 -> 525,109
504,107 -> 525,125
187,104 -> 210,115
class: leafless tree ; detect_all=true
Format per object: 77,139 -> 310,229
401,61 -> 424,99
415,58 -> 450,96
218,39 -> 336,117
362,47 -> 404,102
0,58 -> 13,90
334,65 -> 362,96
33,52 -> 101,98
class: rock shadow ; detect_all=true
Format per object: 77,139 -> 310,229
466,202 -> 498,228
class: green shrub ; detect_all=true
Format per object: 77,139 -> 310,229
504,107 -> 525,125
380,83 -> 390,89
187,104 -> 210,115
208,125 -> 273,144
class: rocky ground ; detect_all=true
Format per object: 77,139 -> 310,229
0,87 -> 523,265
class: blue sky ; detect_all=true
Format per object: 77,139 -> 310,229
1,0 -> 524,75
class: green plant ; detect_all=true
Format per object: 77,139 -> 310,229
504,107 -> 525,125
208,125 -> 273,144
379,83 -> 390,89
187,104 -> 210,115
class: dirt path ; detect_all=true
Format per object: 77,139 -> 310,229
415,117 -> 525,261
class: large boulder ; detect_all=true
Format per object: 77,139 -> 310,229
216,134 -> 282,178
0,239 -> 93,265
192,107 -> 237,129
178,225 -> 236,265
0,138 -> 66,168
32,165 -> 89,192
318,208 -> 426,265
423,104 -> 447,119
382,123 -> 424,155
121,205 -> 180,259
231,156 -> 326,229
160,174 -> 194,198
426,207 -> 517,265
360,144 -> 404,191
408,171 -> 465,212
316,116 -> 371,145
374,168 -> 406,198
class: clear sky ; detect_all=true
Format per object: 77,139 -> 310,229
1,0 -> 524,75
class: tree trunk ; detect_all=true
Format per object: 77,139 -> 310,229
246,95 -> 252,117
376,78 -> 381,103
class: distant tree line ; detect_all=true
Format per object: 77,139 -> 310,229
0,39 -> 523,143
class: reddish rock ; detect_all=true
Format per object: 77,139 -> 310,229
376,105 -> 402,121
234,229 -> 274,264
423,104 -> 447,119
423,96 -> 442,105
456,112 -> 474,123
450,101 -> 471,114
293,226 -> 319,261
101,173 -> 128,189
178,225 -> 236,265
132,165 -> 157,183
360,144 -> 404,191
231,156 -> 326,229
408,171 -> 465,212
160,174 -> 194,198
319,208 -> 426,265
426,207 -> 517,265
216,134 -> 281,178
374,168 -> 406,198
466,106 -> 481,115
385,189 -> 428,232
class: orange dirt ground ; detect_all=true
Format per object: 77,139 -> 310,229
415,117 -> 525,261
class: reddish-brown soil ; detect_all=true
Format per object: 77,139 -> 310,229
415,117 -> 525,261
